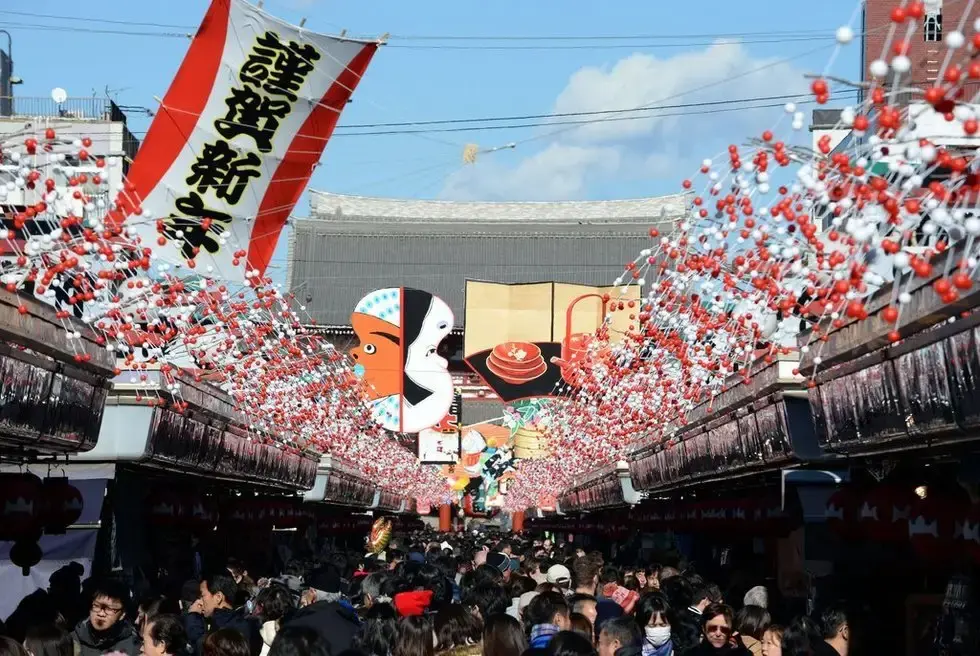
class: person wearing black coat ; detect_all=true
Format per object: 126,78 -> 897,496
280,567 -> 360,655
280,601 -> 360,655
199,574 -> 261,656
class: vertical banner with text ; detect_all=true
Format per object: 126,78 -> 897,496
121,0 -> 378,282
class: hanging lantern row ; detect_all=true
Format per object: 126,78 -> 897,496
825,485 -> 980,563
526,496 -> 797,538
0,474 -> 84,541
145,490 -> 314,531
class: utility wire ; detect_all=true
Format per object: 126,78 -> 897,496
0,9 -> 194,29
386,29 -> 841,41
0,11 -> 843,41
330,93 -> 860,137
0,16 -> 856,50
384,35 -> 852,51
0,21 -> 191,38
20,88 -> 860,139
331,91 -> 855,129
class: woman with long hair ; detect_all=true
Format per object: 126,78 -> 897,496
0,638 -> 29,656
481,614 -> 527,656
635,593 -> 673,656
23,625 -> 73,656
734,606 -> 771,656
354,603 -> 398,656
434,605 -> 481,656
394,615 -> 435,656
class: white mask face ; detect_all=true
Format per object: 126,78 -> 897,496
645,626 -> 672,647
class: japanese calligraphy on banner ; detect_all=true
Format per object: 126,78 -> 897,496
120,0 -> 378,282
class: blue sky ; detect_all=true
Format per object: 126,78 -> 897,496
1,0 -> 863,279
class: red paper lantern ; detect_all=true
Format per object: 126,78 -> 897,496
187,497 -> 220,530
858,485 -> 916,542
826,486 -> 861,540
146,489 -> 183,526
730,499 -> 752,527
0,474 -> 43,539
223,498 -> 255,528
40,479 -> 83,534
909,494 -> 967,561
961,504 -> 980,563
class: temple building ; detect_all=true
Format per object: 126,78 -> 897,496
288,190 -> 686,424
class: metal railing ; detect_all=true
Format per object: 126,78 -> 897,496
0,96 -> 115,120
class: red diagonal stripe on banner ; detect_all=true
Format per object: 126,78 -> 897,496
122,0 -> 231,214
246,43 -> 378,277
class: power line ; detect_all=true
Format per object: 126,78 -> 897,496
331,92 -> 854,129
0,11 -> 843,42
19,88 -> 859,140
386,29 -> 841,41
384,35 -> 851,51
0,22 -> 190,38
330,92 -> 861,137
0,9 -> 194,30
0,21 -> 853,49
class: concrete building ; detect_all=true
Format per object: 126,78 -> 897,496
0,95 -> 141,210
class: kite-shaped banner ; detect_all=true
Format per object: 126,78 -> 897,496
120,0 -> 378,281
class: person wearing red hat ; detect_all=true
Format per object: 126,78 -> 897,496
393,590 -> 434,617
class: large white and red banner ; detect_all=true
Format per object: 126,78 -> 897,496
120,0 -> 377,281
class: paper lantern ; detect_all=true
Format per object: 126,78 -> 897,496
40,479 -> 83,534
146,489 -> 184,526
186,496 -> 220,531
909,494 -> 967,561
858,485 -> 915,542
10,539 -> 42,576
0,474 -> 43,539
961,504 -> 980,564
826,486 -> 861,540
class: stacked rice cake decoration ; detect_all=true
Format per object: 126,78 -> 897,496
513,425 -> 550,459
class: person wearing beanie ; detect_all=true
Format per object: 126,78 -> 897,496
486,553 -> 511,583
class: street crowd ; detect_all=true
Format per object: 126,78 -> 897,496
0,530 -> 853,656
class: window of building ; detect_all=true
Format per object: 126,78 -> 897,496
924,11 -> 943,41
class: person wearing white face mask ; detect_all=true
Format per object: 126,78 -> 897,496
636,593 -> 674,656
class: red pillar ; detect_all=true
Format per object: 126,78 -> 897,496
439,504 -> 452,532
512,511 -> 525,533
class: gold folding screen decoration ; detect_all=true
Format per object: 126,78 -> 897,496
463,281 -> 553,357
463,280 -> 642,402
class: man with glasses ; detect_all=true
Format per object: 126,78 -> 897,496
72,579 -> 139,656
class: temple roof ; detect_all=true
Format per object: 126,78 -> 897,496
309,190 -> 688,224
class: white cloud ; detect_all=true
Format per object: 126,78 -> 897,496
552,41 -> 806,144
442,41 -> 809,201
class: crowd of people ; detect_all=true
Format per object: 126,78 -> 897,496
0,530 -> 853,656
